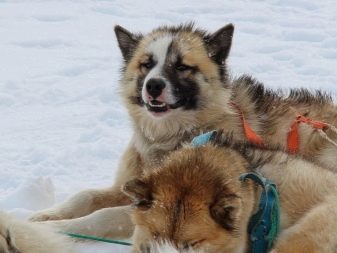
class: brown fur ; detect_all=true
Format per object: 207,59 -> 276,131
29,24 -> 337,242
125,136 -> 337,253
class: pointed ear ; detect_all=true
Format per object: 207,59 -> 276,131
114,25 -> 142,62
210,193 -> 241,231
205,24 -> 234,65
122,179 -> 152,210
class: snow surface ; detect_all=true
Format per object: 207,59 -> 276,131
0,0 -> 336,252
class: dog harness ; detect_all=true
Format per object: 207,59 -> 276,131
232,103 -> 332,154
240,172 -> 280,253
192,131 -> 280,253
287,114 -> 329,153
231,103 -> 265,147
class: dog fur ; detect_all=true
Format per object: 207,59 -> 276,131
0,213 -> 194,253
125,132 -> 337,253
28,23 -> 337,240
0,212 -> 75,253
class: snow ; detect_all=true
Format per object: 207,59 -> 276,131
0,0 -> 336,252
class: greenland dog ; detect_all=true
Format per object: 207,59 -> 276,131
125,132 -> 337,253
29,24 -> 337,239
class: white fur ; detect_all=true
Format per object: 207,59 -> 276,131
151,242 -> 203,253
142,35 -> 177,105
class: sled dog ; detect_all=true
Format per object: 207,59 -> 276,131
124,132 -> 337,253
30,23 -> 337,239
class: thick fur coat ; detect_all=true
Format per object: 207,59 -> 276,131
125,133 -> 337,253
22,23 -> 337,243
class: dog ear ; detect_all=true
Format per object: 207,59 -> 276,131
122,179 -> 152,210
114,25 -> 142,62
209,193 -> 241,231
205,24 -> 234,65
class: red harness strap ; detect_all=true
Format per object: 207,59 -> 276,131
232,103 -> 265,147
287,114 -> 328,154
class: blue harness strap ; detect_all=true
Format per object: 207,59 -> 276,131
240,172 -> 280,253
191,131 -> 217,147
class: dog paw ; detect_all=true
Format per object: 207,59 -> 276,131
132,242 -> 152,253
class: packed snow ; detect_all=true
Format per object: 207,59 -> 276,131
0,0 -> 336,252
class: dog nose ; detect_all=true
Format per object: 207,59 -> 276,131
146,78 -> 166,99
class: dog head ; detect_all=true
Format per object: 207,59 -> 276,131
115,24 -> 234,139
123,145 -> 255,253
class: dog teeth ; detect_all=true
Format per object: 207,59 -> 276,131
149,101 -> 167,108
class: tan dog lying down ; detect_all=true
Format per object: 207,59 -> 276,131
124,133 -> 337,253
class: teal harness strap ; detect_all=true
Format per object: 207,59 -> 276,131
191,130 -> 217,147
240,172 -> 280,253
62,232 -> 132,246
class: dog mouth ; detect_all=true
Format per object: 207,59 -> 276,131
145,99 -> 185,114
146,100 -> 169,113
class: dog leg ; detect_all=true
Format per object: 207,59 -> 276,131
30,186 -> 130,221
131,226 -> 152,253
43,205 -> 134,239
273,196 -> 337,253
30,143 -> 142,222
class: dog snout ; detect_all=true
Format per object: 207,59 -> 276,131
146,78 -> 166,99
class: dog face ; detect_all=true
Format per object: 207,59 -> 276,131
123,145 -> 254,253
115,24 -> 234,138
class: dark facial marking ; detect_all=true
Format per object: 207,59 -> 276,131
128,75 -> 145,107
163,49 -> 200,110
168,195 -> 185,241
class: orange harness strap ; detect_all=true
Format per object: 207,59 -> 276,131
287,114 -> 328,154
232,103 -> 265,147
233,103 -> 329,153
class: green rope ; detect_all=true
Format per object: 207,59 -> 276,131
62,232 -> 132,246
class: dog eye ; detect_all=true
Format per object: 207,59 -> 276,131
190,239 -> 205,247
175,64 -> 193,72
140,61 -> 155,70
152,232 -> 159,240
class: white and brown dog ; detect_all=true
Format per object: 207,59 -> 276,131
25,23 -> 337,241
126,132 -> 337,253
